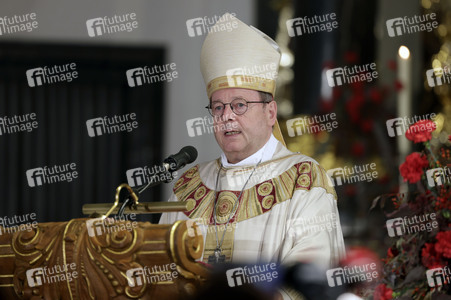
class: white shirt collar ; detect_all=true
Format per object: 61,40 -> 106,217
221,134 -> 279,167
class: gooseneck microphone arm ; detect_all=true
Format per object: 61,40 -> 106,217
83,146 -> 198,217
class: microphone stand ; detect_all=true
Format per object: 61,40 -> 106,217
116,169 -> 175,217
83,146 -> 197,219
82,169 -> 186,218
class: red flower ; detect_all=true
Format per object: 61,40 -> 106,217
448,135 -> 451,142
405,120 -> 436,143
435,231 -> 451,258
387,247 -> 395,258
399,152 -> 429,183
421,243 -> 445,269
373,284 -> 393,300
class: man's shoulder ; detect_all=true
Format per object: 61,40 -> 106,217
171,158 -> 218,197
271,144 -> 335,197
271,143 -> 323,171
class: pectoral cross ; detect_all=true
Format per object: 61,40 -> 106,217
208,247 -> 225,264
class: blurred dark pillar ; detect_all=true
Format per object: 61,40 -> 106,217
256,0 -> 279,40
292,0 -> 340,115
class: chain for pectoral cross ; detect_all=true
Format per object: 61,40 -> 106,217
210,159 -> 262,264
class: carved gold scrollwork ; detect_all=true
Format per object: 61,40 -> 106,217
0,219 -> 209,300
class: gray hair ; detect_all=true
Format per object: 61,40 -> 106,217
258,91 -> 273,103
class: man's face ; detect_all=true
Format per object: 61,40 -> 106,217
211,88 -> 277,164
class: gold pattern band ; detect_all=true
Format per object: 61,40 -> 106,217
206,75 -> 276,98
174,158 -> 337,263
174,159 -> 337,226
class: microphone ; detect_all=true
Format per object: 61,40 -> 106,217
87,146 -> 198,217
135,146 -> 198,192
163,146 -> 198,172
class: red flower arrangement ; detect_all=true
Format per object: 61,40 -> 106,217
374,119 -> 451,299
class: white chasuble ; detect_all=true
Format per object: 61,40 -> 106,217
159,141 -> 346,270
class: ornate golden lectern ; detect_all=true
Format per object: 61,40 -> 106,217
0,184 -> 209,299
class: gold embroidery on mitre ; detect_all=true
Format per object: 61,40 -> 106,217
206,75 -> 276,98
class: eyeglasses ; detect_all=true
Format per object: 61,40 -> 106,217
205,98 -> 269,117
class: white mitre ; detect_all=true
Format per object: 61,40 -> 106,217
200,13 -> 286,146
